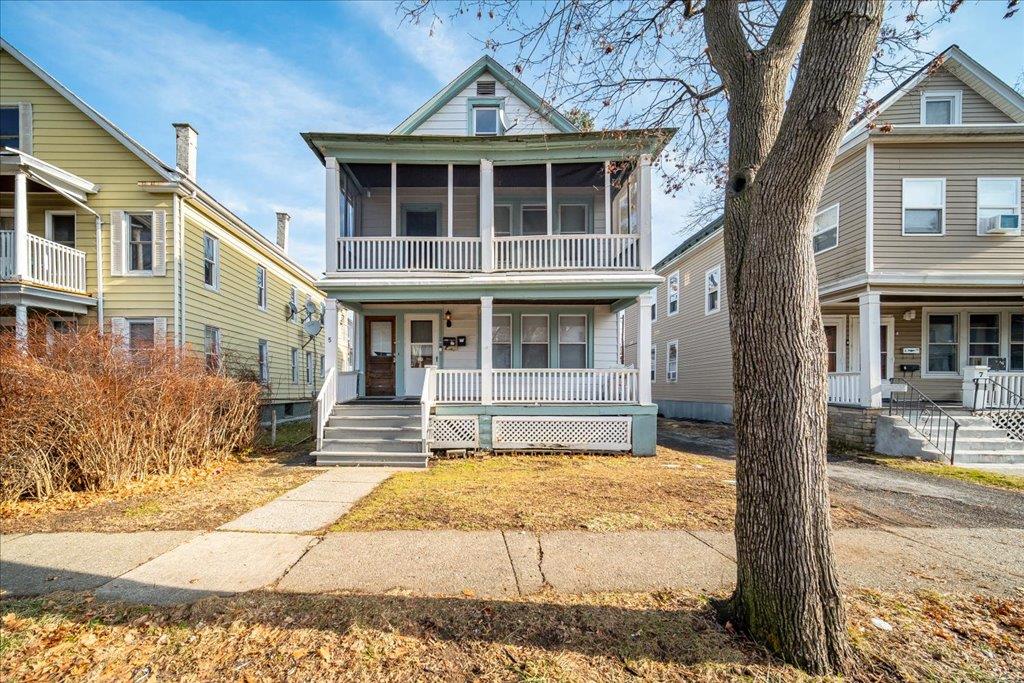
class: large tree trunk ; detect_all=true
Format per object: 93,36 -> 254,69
705,0 -> 883,674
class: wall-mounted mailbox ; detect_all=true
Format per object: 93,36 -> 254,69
901,347 -> 920,355
456,336 -> 467,347
442,337 -> 458,349
899,363 -> 920,373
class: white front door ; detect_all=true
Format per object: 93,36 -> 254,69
404,315 -> 438,396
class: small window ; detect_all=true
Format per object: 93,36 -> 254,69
47,212 -> 76,248
258,340 -> 270,384
203,233 -> 219,289
473,107 -> 499,136
521,204 -> 547,235
558,204 -> 588,234
650,288 -> 657,321
0,105 -> 20,149
256,265 -> 267,310
650,345 -> 656,382
705,266 -> 722,315
128,320 -> 155,352
493,314 -> 512,369
666,341 -> 678,382
204,326 -> 221,372
926,313 -> 958,374
1011,313 -> 1023,371
521,314 -> 549,368
494,204 -> 513,236
476,80 -> 496,96
128,213 -> 154,272
558,315 -> 587,368
291,347 -> 299,383
306,351 -> 315,384
289,287 -> 298,322
902,178 -> 945,235
667,272 -> 679,316
977,178 -> 1021,235
967,314 -> 1000,366
921,91 -> 961,125
320,354 -> 325,379
813,204 -> 839,254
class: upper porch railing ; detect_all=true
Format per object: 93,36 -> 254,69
334,233 -> 642,273
0,230 -> 87,293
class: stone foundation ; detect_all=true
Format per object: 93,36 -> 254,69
827,405 -> 883,450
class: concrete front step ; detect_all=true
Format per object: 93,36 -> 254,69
953,451 -> 1024,464
877,414 -> 1024,464
333,404 -> 420,416
324,426 -> 421,440
321,438 -> 424,454
315,451 -> 429,468
955,438 -> 1024,453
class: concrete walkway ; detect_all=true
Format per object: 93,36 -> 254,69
3,527 -> 1022,603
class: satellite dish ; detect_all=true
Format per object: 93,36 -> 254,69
303,319 -> 323,337
286,301 -> 298,318
304,300 -> 317,316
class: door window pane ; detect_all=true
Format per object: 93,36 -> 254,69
521,315 -> 549,368
558,315 -> 587,368
521,206 -> 547,235
927,314 -> 958,373
968,314 -> 1000,364
410,320 -> 434,368
370,321 -> 392,356
51,214 -> 76,248
824,325 -> 838,373
493,314 -> 512,369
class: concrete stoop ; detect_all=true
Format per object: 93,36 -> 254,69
876,414 -> 1024,464
314,403 -> 429,468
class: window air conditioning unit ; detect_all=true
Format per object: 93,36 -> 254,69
979,214 -> 1020,235
969,356 -> 1007,371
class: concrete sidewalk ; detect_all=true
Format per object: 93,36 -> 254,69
4,527 -> 1022,603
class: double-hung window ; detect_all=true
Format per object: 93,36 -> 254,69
650,345 -> 657,382
926,313 -> 958,374
204,326 -> 221,372
667,272 -> 679,316
920,90 -> 961,125
705,266 -> 722,315
666,341 -> 678,382
650,287 -> 657,321
203,233 -> 219,289
967,314 -> 1000,366
521,315 -> 549,368
473,107 -> 499,136
128,319 -> 155,352
1011,313 -> 1024,371
256,265 -> 268,310
0,105 -> 21,149
320,354 -> 325,379
46,212 -> 76,248
976,178 -> 1021,235
128,213 -> 154,272
492,314 -> 512,369
289,287 -> 298,322
306,351 -> 315,385
494,204 -> 513,237
903,178 -> 945,235
558,315 -> 587,368
521,204 -> 547,235
813,204 -> 839,254
258,340 -> 270,384
291,348 -> 300,383
558,204 -> 588,234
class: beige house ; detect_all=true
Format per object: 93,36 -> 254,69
625,46 -> 1023,458
0,38 -> 326,422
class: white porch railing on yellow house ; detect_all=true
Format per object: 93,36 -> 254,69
0,230 -> 87,293
827,372 -> 861,406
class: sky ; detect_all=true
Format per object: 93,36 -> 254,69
2,0 -> 1022,274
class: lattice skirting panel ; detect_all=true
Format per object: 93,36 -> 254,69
978,410 -> 1024,442
492,416 -> 632,452
430,416 -> 480,449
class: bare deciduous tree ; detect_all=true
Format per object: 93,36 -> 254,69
398,0 -> 1011,674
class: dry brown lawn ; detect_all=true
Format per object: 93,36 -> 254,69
335,444 -> 869,532
1,589 -> 1020,682
0,423 -> 319,534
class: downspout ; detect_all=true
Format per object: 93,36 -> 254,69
95,215 -> 104,333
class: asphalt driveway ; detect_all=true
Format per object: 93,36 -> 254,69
657,418 -> 1024,529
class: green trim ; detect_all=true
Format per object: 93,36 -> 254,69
391,56 -> 579,135
400,203 -> 442,236
609,297 -> 636,314
466,97 -> 505,136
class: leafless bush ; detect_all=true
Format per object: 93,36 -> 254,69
0,325 -> 262,502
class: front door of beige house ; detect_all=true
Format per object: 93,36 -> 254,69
405,315 -> 438,396
850,315 -> 896,397
821,315 -> 848,373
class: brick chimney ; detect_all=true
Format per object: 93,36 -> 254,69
276,212 -> 290,252
172,123 -> 198,180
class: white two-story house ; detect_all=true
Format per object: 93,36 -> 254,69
305,56 -> 673,467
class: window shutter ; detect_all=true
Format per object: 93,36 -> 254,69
18,103 -> 33,154
110,211 -> 125,276
154,317 -> 167,350
110,317 -> 129,348
152,210 -> 167,276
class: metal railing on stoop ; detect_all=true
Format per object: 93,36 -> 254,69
888,380 -> 961,465
972,373 -> 1024,442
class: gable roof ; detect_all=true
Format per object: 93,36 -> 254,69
1,37 -> 319,285
391,55 -> 579,135
654,216 -> 724,271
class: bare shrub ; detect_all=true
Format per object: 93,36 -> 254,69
0,325 -> 262,502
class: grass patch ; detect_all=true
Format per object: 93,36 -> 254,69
1,590 -> 1020,681
864,456 -> 1024,492
122,500 -> 162,518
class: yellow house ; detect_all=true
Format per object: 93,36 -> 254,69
0,38 -> 326,423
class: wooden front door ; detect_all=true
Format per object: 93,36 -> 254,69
365,316 -> 396,396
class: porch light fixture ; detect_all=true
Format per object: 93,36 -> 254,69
445,310 -> 453,328
903,310 -> 916,322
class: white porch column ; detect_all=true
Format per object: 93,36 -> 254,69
545,162 -> 553,235
480,296 -> 493,405
14,169 -> 29,279
858,292 -> 883,408
390,162 -> 397,237
447,163 -> 454,237
962,365 -> 989,410
479,159 -> 494,272
325,158 -> 341,271
637,294 -> 653,404
14,304 -> 28,349
603,160 -> 612,234
638,154 -> 652,270
324,299 -> 338,372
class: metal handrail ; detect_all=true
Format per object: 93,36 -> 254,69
973,374 -> 1024,412
889,380 -> 961,465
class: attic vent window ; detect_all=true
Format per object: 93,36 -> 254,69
476,80 -> 496,96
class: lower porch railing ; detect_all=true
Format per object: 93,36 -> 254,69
826,372 -> 860,406
430,368 -> 639,404
315,365 -> 337,451
0,230 -> 88,292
